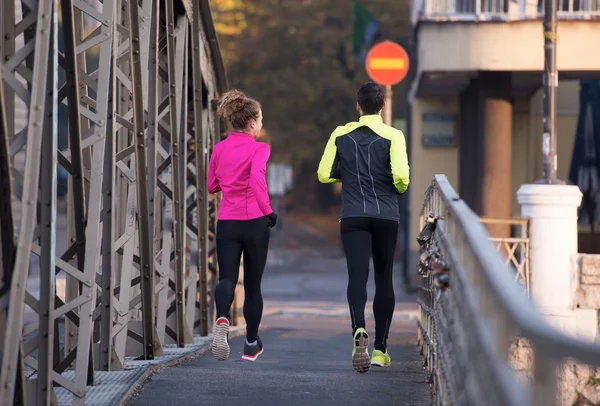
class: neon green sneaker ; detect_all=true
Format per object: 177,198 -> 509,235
351,328 -> 370,373
371,349 -> 391,367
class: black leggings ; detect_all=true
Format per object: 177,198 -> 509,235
341,217 -> 398,351
215,216 -> 270,342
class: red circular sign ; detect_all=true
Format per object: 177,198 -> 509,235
365,41 -> 410,86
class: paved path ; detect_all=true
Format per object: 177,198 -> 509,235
129,314 -> 430,406
128,217 -> 431,405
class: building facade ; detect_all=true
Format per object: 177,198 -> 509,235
407,0 -> 600,275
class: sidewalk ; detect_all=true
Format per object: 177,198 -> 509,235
55,328 -> 247,405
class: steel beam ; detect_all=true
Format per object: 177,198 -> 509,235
190,1 -> 210,336
1,0 -> 16,139
165,1 -> 187,347
59,0 -> 90,378
37,10 -> 58,402
100,37 -> 117,373
153,12 -> 174,346
72,0 -> 116,401
0,0 -> 55,403
127,0 -> 155,360
0,4 -> 19,403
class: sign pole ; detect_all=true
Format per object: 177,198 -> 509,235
541,0 -> 559,183
384,85 -> 392,126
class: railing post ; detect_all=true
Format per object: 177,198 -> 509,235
517,184 -> 583,405
517,185 -> 581,326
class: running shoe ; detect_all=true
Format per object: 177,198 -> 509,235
211,317 -> 230,361
352,328 -> 370,373
371,348 -> 391,367
242,336 -> 264,361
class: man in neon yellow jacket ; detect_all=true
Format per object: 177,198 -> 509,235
317,82 -> 410,373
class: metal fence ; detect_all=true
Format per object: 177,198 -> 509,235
0,0 -> 229,404
479,217 -> 530,296
416,174 -> 600,405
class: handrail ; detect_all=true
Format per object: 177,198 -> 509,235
417,175 -> 600,405
479,217 -> 529,226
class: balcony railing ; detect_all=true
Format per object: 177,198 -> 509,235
411,0 -> 600,24
479,217 -> 530,297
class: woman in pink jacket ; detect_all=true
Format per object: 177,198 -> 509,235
207,89 -> 277,362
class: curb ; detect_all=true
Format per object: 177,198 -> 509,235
263,307 -> 417,320
262,309 -> 284,318
275,309 -> 418,320
118,326 -> 247,405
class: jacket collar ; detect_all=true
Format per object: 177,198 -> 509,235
358,114 -> 383,124
228,131 -> 254,140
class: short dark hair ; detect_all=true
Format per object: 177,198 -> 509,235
357,82 -> 385,115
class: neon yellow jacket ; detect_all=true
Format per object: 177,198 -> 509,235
317,114 -> 410,220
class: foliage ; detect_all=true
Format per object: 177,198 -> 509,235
588,376 -> 600,386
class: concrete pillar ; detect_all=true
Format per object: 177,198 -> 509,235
517,184 -> 582,332
480,72 -> 513,237
459,78 -> 482,212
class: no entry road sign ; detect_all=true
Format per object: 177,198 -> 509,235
365,41 -> 410,86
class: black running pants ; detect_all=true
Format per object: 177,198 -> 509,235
341,217 -> 398,351
215,216 -> 270,342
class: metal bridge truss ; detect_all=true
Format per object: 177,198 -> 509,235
0,0 -> 227,404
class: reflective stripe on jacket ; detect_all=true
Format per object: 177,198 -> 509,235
317,114 -> 410,221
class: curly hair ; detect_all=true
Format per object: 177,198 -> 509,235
217,89 -> 261,130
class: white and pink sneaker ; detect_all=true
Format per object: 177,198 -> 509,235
211,317 -> 230,361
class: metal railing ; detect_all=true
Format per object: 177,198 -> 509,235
479,217 -> 530,296
0,0 -> 233,404
411,0 -> 600,23
416,175 -> 600,405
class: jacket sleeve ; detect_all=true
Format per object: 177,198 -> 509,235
207,147 -> 221,194
390,131 -> 410,194
317,132 -> 341,184
250,143 -> 273,215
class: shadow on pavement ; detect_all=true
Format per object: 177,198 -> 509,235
129,316 -> 431,406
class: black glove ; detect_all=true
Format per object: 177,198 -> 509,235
267,212 -> 278,228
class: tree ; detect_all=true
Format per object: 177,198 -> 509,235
209,0 -> 411,208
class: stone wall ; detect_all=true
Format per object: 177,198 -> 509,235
509,254 -> 600,406
575,254 -> 600,311
509,338 -> 600,406
569,254 -> 600,405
